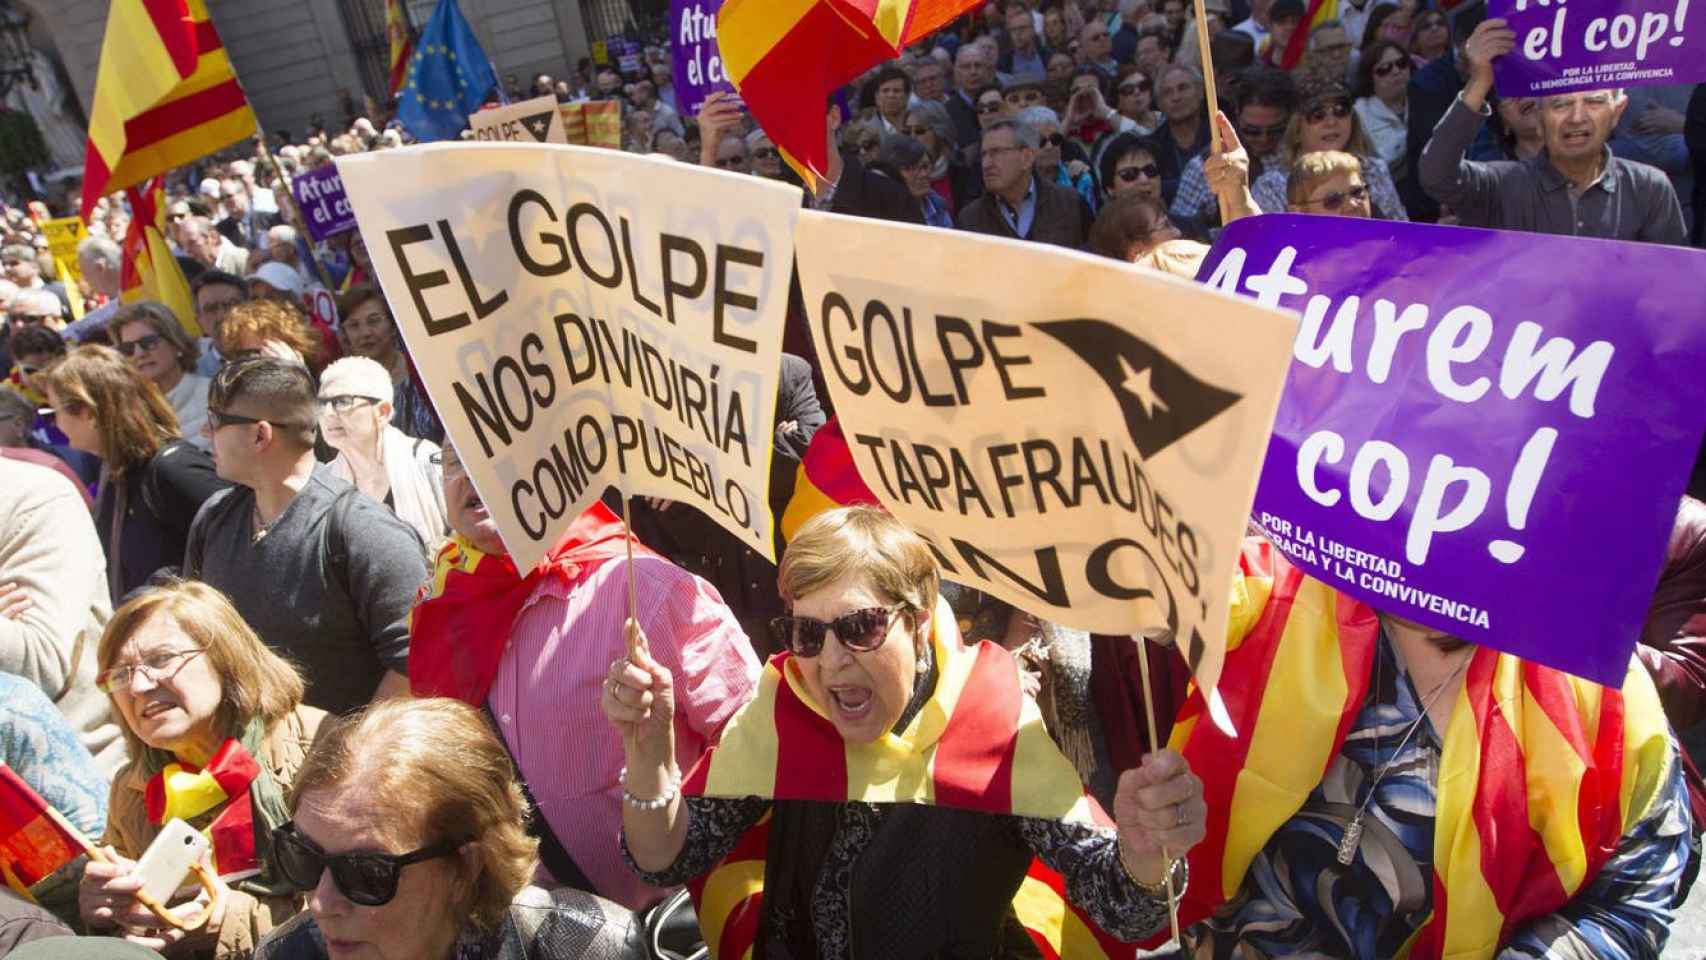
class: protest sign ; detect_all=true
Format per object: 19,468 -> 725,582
289,165 -> 357,243
1490,0 -> 1706,96
793,212 -> 1299,696
335,144 -> 801,572
40,217 -> 86,283
469,95 -> 568,145
1201,215 -> 1706,686
670,0 -> 736,117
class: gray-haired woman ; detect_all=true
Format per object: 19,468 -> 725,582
902,100 -> 983,215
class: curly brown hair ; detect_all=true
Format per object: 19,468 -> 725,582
217,296 -> 320,366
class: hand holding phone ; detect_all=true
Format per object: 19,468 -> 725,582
133,819 -> 211,907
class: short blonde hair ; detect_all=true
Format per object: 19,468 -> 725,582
289,699 -> 537,934
779,506 -> 940,620
218,297 -> 320,366
1286,150 -> 1365,208
98,580 -> 306,761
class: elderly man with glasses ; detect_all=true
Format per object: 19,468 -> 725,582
1419,17 -> 1687,243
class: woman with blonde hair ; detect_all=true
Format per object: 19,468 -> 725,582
215,298 -> 322,372
1250,77 -> 1407,220
253,698 -> 644,959
78,581 -> 325,957
41,346 -> 226,603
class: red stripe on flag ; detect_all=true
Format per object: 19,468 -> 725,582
719,893 -> 764,960
144,0 -> 200,78
771,666 -> 849,801
389,38 -> 414,95
1280,0 -> 1329,68
1581,674 -> 1627,879
209,793 -> 258,874
1411,874 -> 1450,960
196,18 -> 223,54
802,419 -> 878,507
121,79 -> 250,152
932,642 -> 1020,813
80,147 -> 113,223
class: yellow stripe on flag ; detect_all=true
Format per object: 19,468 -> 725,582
871,0 -> 910,45
715,0 -> 816,86
1429,676 -> 1503,960
702,671 -> 783,800
1519,680 -> 1592,895
696,858 -> 765,957
1616,659 -> 1672,828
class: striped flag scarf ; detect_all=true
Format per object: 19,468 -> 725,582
141,727 -> 292,894
1164,539 -> 1672,959
683,599 -> 1137,958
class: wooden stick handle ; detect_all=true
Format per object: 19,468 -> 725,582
1190,0 -> 1234,226
1135,633 -> 1182,946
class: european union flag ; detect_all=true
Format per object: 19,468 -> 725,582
397,0 -> 497,142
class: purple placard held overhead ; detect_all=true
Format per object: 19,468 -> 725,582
290,165 -> 357,243
1489,0 -> 1706,96
671,0 -> 736,118
1198,215 -> 1706,686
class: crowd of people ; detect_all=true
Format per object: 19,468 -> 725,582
0,0 -> 1702,956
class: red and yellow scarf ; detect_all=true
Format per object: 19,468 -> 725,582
683,599 -> 1133,959
409,501 -> 658,705
144,738 -> 265,879
1164,538 -> 1673,959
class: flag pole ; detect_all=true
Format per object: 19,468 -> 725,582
252,129 -> 339,293
1135,633 -> 1183,946
1190,0 -> 1233,226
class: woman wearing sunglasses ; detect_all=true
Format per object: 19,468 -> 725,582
1250,78 -> 1408,220
1285,150 -> 1376,217
254,698 -> 643,960
41,347 -> 226,604
316,357 -> 447,548
605,506 -> 1206,958
1353,41 -> 1413,183
108,302 -> 211,448
79,581 -> 325,956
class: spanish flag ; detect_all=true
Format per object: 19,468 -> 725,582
0,763 -> 92,898
120,178 -> 199,337
385,0 -> 416,97
717,0 -> 982,187
1161,537 -> 1673,958
779,416 -> 880,542
684,599 -> 1135,958
1279,0 -> 1338,69
145,739 -> 263,878
79,0 -> 257,221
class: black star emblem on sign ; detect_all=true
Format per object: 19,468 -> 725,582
520,111 -> 555,142
1032,318 -> 1242,461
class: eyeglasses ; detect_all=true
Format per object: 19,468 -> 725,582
1118,80 -> 1151,95
116,334 -> 164,356
198,297 -> 244,318
1308,182 -> 1369,211
271,822 -> 463,907
16,363 -> 42,376
714,156 -> 746,168
977,101 -> 1005,115
1117,162 -> 1162,181
1239,120 -> 1287,140
1373,58 -> 1411,78
905,125 -> 932,138
8,313 -> 58,325
1041,132 -> 1066,147
320,394 -> 380,413
96,649 -> 203,693
753,147 -> 780,160
1305,100 -> 1352,124
428,450 -> 467,479
768,603 -> 912,658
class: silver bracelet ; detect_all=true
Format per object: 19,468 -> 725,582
618,766 -> 681,811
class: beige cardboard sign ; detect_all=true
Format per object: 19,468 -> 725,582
468,94 -> 567,145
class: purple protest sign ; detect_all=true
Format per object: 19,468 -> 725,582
1198,215 -> 1706,686
290,164 -> 356,244
1489,0 -> 1706,96
670,0 -> 736,118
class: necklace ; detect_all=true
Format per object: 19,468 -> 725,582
251,502 -> 279,545
1336,644 -> 1472,867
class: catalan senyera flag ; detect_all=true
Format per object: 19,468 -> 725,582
779,416 -> 880,541
121,179 -> 199,337
385,0 -> 416,97
684,599 -> 1136,958
0,763 -> 92,898
1279,0 -> 1339,69
717,0 -> 981,187
80,0 -> 256,221
1158,537 -> 1673,958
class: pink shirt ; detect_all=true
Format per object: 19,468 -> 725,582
487,554 -> 760,910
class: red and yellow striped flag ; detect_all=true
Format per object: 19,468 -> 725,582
120,178 -> 199,337
385,0 -> 416,97
1160,537 -> 1673,957
0,763 -> 91,898
779,417 -> 880,542
1279,0 -> 1340,69
79,0 -> 256,221
717,0 -> 981,187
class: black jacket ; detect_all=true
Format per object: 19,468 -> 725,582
96,440 -> 228,604
956,175 -> 1093,249
946,91 -> 984,150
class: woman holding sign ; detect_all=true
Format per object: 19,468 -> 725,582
1165,536 -> 1691,958
604,506 -> 1206,958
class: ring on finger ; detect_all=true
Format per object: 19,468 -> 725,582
1175,801 -> 1188,827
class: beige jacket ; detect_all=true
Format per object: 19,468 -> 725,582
102,704 -> 327,958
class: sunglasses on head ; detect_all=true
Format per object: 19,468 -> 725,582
116,334 -> 163,356
1311,182 -> 1369,211
768,602 -> 912,658
272,822 -> 463,907
1305,100 -> 1352,124
1373,58 -> 1411,77
1117,162 -> 1161,181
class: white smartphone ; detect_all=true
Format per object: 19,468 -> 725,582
133,818 -> 210,905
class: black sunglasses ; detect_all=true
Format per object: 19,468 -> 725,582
272,822 -> 463,907
1118,80 -> 1151,95
768,602 -> 912,658
1118,162 -> 1161,181
1311,183 -> 1369,211
1374,58 -> 1411,78
1042,132 -> 1066,147
977,101 -> 1005,114
1305,101 -> 1353,124
1240,120 -> 1287,139
715,156 -> 746,168
116,334 -> 163,356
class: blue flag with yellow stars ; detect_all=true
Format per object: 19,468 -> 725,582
396,0 -> 497,142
